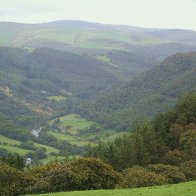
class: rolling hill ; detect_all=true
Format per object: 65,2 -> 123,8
80,52 -> 196,130
1,20 -> 196,51
0,47 -> 121,100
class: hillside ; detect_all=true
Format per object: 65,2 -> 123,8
0,47 -> 126,161
0,47 -> 121,100
0,21 -> 196,162
80,52 -> 196,130
1,21 -> 196,51
1,92 -> 196,195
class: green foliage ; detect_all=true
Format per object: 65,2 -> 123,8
163,150 -> 190,166
70,157 -> 122,190
0,153 -> 25,170
148,164 -> 186,183
25,157 -> 121,194
81,53 -> 196,130
0,162 -> 26,195
26,147 -> 47,160
119,166 -> 167,188
180,160 -> 196,180
20,140 -> 36,150
180,129 -> 196,159
0,162 -> 22,195
87,92 -> 196,171
0,148 -> 8,156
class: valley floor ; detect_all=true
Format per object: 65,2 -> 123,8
34,181 -> 196,196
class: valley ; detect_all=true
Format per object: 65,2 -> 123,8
1,0 -> 196,194
0,20 -> 196,177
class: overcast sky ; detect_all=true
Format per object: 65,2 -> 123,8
0,0 -> 196,30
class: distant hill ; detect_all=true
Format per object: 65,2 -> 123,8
80,52 -> 196,130
0,47 -> 120,100
1,20 -> 196,50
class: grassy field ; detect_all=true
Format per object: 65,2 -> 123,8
49,114 -> 124,147
47,95 -> 67,102
0,134 -> 61,163
34,143 -> 59,154
34,181 -> 196,196
0,144 -> 30,155
0,135 -> 21,145
49,113 -> 98,136
58,114 -> 96,130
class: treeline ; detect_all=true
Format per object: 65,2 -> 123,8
0,92 -> 196,195
86,92 -> 196,170
0,155 -> 195,195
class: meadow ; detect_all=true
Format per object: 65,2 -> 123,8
34,181 -> 196,196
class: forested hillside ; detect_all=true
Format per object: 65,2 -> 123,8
80,52 -> 196,130
1,92 -> 195,195
87,92 -> 196,170
0,47 -> 121,99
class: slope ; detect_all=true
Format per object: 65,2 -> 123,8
80,52 -> 196,130
1,20 -> 196,50
0,47 -> 120,100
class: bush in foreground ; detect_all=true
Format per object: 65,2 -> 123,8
148,164 -> 186,183
119,166 -> 167,188
25,157 -> 121,194
0,162 -> 35,195
180,160 -> 196,181
71,157 -> 122,190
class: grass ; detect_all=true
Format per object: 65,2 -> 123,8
49,131 -> 94,147
0,144 -> 30,155
34,143 -> 60,154
96,55 -> 111,63
0,135 -> 21,145
0,135 -> 29,155
49,131 -> 77,141
40,156 -> 66,164
33,181 -> 196,196
49,114 -> 126,147
47,96 -> 67,102
56,114 -> 96,130
0,134 -> 61,163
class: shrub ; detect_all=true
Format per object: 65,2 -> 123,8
0,148 -> 8,156
148,163 -> 186,183
119,166 -> 167,188
180,160 -> 196,180
24,162 -> 65,194
0,153 -> 25,170
163,149 -> 190,166
0,162 -> 35,195
47,164 -> 81,192
26,158 -> 121,193
71,157 -> 122,190
19,141 -> 36,150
